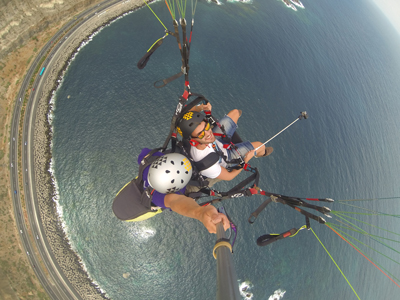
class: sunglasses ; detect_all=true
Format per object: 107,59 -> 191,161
195,122 -> 211,139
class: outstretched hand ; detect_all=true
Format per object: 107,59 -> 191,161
199,205 -> 230,234
164,193 -> 230,234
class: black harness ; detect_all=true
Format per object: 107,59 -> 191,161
112,148 -> 164,221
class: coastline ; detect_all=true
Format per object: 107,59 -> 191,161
33,1 -> 147,298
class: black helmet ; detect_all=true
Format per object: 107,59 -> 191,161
177,111 -> 206,139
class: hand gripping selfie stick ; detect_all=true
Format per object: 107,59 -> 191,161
254,111 -> 309,156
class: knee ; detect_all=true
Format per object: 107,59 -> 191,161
227,109 -> 242,122
252,141 -> 264,149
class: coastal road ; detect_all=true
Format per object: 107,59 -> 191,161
10,0 -> 143,299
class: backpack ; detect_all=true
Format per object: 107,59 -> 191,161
112,149 -> 164,222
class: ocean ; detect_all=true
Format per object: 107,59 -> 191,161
50,0 -> 400,299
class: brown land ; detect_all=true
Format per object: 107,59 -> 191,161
0,1 -> 145,299
0,20 -> 68,300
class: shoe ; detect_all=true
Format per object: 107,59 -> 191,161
254,146 -> 273,158
263,147 -> 273,157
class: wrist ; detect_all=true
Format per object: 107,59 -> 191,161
193,206 -> 205,221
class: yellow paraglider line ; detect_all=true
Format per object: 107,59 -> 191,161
311,227 -> 361,300
142,0 -> 168,31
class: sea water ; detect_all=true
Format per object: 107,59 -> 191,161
51,0 -> 400,299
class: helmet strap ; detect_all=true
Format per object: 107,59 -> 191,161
189,139 -> 200,147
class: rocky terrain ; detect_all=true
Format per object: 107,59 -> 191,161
0,0 -> 102,61
0,0 -> 145,299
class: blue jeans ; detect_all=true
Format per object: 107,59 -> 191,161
212,115 -> 254,165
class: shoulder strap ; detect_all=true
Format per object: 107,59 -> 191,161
178,140 -> 219,172
136,148 -> 163,184
194,152 -> 220,172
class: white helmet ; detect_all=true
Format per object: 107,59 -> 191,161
147,153 -> 193,194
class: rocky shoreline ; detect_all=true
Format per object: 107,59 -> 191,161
33,1 -> 146,299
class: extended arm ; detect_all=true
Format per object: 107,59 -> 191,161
164,193 -> 230,234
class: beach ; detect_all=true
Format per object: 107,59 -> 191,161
31,1 -> 147,298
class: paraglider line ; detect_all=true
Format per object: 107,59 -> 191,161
328,224 -> 400,269
143,0 -> 168,30
311,228 -> 360,300
165,0 -> 174,19
338,197 -> 400,202
333,211 -> 400,237
326,224 -> 400,289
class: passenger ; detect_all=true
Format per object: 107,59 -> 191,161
177,103 -> 273,182
138,148 -> 230,234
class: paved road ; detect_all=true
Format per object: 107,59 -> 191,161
10,1 -> 138,299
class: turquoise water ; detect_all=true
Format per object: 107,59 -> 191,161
51,0 -> 400,299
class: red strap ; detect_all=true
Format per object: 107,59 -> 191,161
182,90 -> 189,100
306,198 -> 320,201
212,133 -> 230,149
283,231 -> 292,238
249,188 -> 259,195
248,187 -> 266,196
213,133 -> 225,137
189,139 -> 200,147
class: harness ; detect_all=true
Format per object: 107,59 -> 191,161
180,139 -> 220,172
112,148 -> 165,222
111,144 -> 226,222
